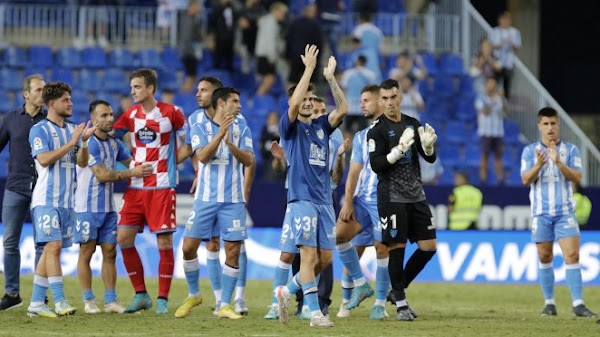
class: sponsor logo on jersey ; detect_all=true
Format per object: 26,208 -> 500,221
137,126 -> 157,144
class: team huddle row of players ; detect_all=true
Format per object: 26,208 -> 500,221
26,41 -> 454,328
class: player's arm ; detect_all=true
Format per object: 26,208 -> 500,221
195,116 -> 232,164
552,144 -> 582,184
35,122 -> 85,167
323,57 -> 349,128
416,122 -> 437,163
287,44 -> 319,124
90,161 -> 153,183
75,122 -> 98,168
369,126 -> 415,174
0,116 -> 9,153
177,144 -> 193,164
338,162 -> 363,222
331,138 -> 350,185
225,126 -> 254,167
521,147 -> 545,186
244,162 -> 255,203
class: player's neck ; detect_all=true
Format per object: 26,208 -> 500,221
47,111 -> 64,127
24,101 -> 42,117
205,107 -> 216,119
94,129 -> 108,140
298,114 -> 312,123
140,97 -> 158,114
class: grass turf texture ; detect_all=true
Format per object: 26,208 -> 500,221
0,276 -> 598,336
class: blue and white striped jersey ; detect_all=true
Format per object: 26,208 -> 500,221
351,126 -> 378,202
185,108 -> 207,145
521,141 -> 581,216
29,119 -> 77,209
190,115 -> 253,203
75,135 -> 130,213
475,94 -> 505,137
489,26 -> 521,69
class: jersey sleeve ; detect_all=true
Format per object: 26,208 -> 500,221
350,132 -> 364,165
240,125 -> 254,153
185,115 -> 194,145
29,125 -> 50,158
115,139 -> 131,162
367,124 -> 390,174
87,138 -> 103,167
278,112 -> 295,140
520,144 -> 534,176
112,109 -> 131,138
190,122 -> 207,152
569,144 -> 582,171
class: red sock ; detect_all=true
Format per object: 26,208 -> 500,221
121,246 -> 146,292
158,248 -> 174,299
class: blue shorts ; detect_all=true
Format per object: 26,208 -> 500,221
279,205 -> 299,254
351,197 -> 380,247
288,200 -> 335,250
531,214 -> 580,243
74,212 -> 118,245
31,206 -> 73,248
186,201 -> 247,242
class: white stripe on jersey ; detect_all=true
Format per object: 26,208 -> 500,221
352,127 -> 378,202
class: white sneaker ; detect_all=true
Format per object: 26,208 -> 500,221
310,313 -> 334,327
84,300 -> 101,314
336,302 -> 351,318
104,302 -> 125,313
212,301 -> 221,316
275,286 -> 290,324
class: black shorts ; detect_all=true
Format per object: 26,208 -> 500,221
257,57 -> 276,75
377,200 -> 436,245
480,136 -> 504,156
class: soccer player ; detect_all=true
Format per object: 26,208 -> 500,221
520,107 -> 596,317
74,100 -> 153,314
336,84 -> 394,320
184,87 -> 254,319
113,69 -> 187,314
274,45 -> 348,328
27,81 -> 95,318
367,79 -> 438,321
0,74 -> 46,310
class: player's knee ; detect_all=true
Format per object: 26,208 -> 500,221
563,251 -> 580,264
280,252 -> 295,264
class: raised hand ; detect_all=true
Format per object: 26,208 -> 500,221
547,140 -> 559,163
534,148 -> 548,167
300,44 -> 319,70
323,56 -> 337,80
82,120 -> 97,142
418,123 -> 437,153
337,138 -> 350,157
70,123 -> 85,146
398,127 -> 415,153
271,140 -> 285,159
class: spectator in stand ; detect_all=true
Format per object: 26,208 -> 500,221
469,36 -> 502,95
315,0 -> 344,59
178,0 -> 204,93
447,171 -> 482,230
254,1 -> 288,95
209,0 -> 237,71
340,55 -> 377,134
572,182 -> 592,228
388,51 -> 427,83
260,111 -> 285,182
475,76 -> 507,185
237,0 -> 266,74
399,75 -> 425,121
74,0 -> 118,49
348,37 -> 382,83
352,12 -> 383,55
489,11 -> 521,99
285,3 -> 322,86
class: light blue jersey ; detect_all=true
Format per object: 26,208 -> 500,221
279,113 -> 335,204
29,119 -> 77,209
75,135 -> 130,213
185,108 -> 207,145
351,127 -> 378,202
521,141 -> 581,217
190,115 -> 253,203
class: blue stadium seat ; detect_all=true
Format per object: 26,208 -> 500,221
203,69 -> 232,86
94,91 -> 119,111
4,46 -> 28,68
198,48 -> 213,71
174,91 -> 197,116
418,51 -> 438,77
28,45 -> 53,68
0,68 -> 22,91
136,47 -> 162,69
24,66 -> 47,78
0,91 -> 15,112
232,72 -> 257,95
102,68 -> 128,93
277,94 -> 289,116
439,53 -> 464,76
81,47 -> 107,69
51,68 -> 74,83
109,47 -> 135,69
158,71 -> 179,91
443,121 -> 468,146
71,90 -> 91,119
252,94 -> 276,118
432,74 -> 458,98
504,119 -> 520,141
161,46 -> 183,71
77,69 -> 102,93
56,47 -> 82,68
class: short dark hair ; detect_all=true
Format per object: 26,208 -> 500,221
361,84 -> 380,95
287,83 -> 316,98
89,99 -> 111,114
313,97 -> 325,104
42,81 -> 72,105
211,87 -> 240,110
379,79 -> 399,90
538,107 -> 558,120
198,76 -> 223,90
130,68 -> 158,93
356,55 -> 367,65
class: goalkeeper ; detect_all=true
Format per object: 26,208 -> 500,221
366,79 -> 438,321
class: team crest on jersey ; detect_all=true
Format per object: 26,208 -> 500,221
303,232 -> 311,240
368,139 -> 375,152
88,154 -> 97,166
137,126 -> 157,144
33,137 -> 43,150
191,135 -> 200,148
316,129 -> 324,140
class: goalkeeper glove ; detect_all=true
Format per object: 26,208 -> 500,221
386,128 -> 415,164
418,123 -> 437,156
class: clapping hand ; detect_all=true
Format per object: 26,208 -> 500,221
417,123 -> 437,155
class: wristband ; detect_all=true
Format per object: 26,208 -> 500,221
81,140 -> 89,149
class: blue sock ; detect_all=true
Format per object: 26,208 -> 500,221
273,261 -> 291,304
337,242 -> 365,285
538,262 -> 555,300
207,251 -> 222,301
183,258 -> 200,296
341,272 -> 353,302
104,289 -> 117,304
82,289 -> 95,301
286,273 -> 302,295
48,276 -> 66,303
302,280 -> 320,313
221,264 -> 239,306
376,258 -> 390,301
565,263 -> 583,304
31,275 -> 48,305
236,245 -> 247,288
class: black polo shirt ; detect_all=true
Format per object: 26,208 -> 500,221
0,105 -> 48,197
